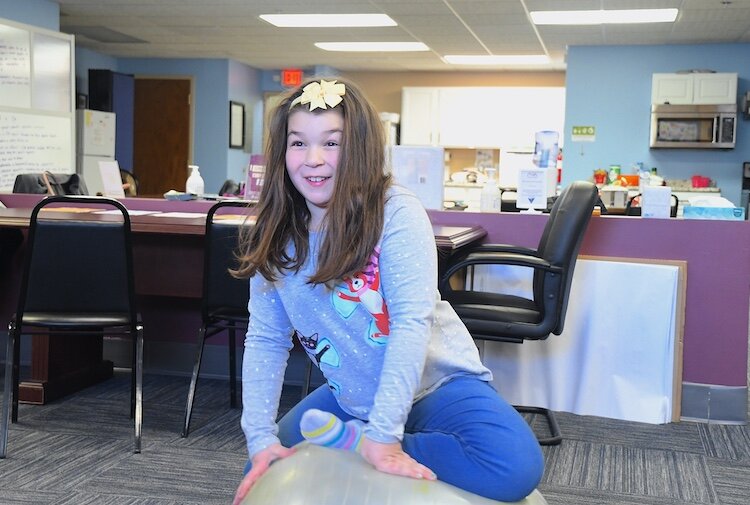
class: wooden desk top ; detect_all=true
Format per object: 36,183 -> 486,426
0,207 -> 485,249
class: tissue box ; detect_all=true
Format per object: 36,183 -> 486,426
682,206 -> 745,220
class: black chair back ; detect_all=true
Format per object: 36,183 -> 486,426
535,181 -> 599,334
16,195 -> 136,325
202,201 -> 252,318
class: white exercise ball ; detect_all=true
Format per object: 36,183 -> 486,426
242,443 -> 548,505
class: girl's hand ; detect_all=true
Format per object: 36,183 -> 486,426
359,437 -> 437,481
232,444 -> 296,505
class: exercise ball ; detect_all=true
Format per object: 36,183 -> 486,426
242,443 -> 547,505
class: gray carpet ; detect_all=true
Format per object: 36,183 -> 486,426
0,372 -> 748,504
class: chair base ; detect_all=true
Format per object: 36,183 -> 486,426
515,405 -> 562,446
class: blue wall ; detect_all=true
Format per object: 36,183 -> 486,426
114,58 -> 249,194
228,59 -> 261,182
0,0 -> 57,30
564,44 -> 750,205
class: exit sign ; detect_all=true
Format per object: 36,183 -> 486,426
571,125 -> 596,142
281,69 -> 303,87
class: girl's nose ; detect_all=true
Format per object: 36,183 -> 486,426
305,146 -> 324,166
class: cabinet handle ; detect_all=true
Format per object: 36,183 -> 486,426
713,116 -> 718,143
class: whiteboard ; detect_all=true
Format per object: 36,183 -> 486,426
0,23 -> 31,108
0,17 -> 75,192
0,111 -> 73,189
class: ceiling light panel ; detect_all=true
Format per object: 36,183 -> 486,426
531,8 -> 679,25
259,14 -> 397,27
315,42 -> 430,52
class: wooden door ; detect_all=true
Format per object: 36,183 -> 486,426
133,78 -> 191,196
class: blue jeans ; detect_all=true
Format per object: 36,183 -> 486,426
265,376 -> 544,502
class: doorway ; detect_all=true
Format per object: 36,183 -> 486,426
133,78 -> 192,196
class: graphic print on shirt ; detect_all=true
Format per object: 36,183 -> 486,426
331,247 -> 390,346
294,330 -> 340,368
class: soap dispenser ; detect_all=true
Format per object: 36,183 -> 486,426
186,165 -> 205,195
479,168 -> 502,212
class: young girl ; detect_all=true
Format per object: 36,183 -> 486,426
232,78 -> 543,505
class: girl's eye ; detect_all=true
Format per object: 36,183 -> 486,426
325,140 -> 339,147
289,140 -> 304,147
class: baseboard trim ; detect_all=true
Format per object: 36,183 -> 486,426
680,382 -> 747,424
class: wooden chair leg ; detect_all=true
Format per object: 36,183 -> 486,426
181,326 -> 208,438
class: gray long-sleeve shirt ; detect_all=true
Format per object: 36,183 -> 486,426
241,186 -> 491,458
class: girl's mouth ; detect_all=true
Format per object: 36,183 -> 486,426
306,176 -> 330,183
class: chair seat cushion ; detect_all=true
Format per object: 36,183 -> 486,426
19,312 -> 135,328
445,291 -> 542,341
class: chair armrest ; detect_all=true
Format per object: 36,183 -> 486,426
468,243 -> 540,256
440,250 -> 562,293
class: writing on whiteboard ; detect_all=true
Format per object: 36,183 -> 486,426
0,24 -> 31,108
0,111 -> 73,191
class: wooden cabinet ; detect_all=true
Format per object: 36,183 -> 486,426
652,73 -> 737,105
401,87 -> 565,150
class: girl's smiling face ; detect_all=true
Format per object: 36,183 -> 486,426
285,108 -> 343,230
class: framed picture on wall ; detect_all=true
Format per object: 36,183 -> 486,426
229,101 -> 245,149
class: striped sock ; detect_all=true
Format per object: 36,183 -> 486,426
300,409 -> 363,452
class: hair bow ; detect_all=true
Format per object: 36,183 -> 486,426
290,80 -> 346,111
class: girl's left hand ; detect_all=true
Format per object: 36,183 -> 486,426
359,437 -> 437,481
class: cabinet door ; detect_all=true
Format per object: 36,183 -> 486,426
438,88 -> 502,148
651,74 -> 693,104
693,73 -> 737,105
400,88 -> 439,145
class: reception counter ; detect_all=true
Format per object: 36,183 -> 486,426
1,193 -> 748,422
429,209 -> 750,423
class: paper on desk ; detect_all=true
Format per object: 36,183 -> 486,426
151,212 -> 206,219
641,186 -> 671,219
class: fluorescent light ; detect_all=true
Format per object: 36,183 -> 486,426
443,54 -> 550,65
530,8 -> 678,25
260,14 -> 397,28
315,42 -> 429,52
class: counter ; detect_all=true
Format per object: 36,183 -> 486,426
428,209 -> 750,422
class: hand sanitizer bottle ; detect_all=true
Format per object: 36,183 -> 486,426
186,165 -> 204,195
480,168 -> 502,212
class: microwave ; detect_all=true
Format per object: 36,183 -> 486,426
650,104 -> 736,149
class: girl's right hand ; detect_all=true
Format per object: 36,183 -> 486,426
232,444 -> 296,505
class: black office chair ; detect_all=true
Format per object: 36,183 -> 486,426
0,195 -> 143,457
439,181 -> 598,446
624,193 -> 679,217
181,201 -> 252,437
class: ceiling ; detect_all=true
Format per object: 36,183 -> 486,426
57,0 -> 750,72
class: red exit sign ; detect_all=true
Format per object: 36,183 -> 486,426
281,69 -> 303,87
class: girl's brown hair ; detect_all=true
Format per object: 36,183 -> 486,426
233,77 -> 391,285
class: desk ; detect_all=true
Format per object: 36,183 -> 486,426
0,202 -> 485,403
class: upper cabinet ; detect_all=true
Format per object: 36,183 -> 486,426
652,73 -> 738,105
401,87 -> 565,150
400,87 -> 440,146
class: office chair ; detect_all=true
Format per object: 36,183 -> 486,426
181,201 -> 252,437
0,195 -> 143,457
438,181 -> 598,446
624,193 -> 679,217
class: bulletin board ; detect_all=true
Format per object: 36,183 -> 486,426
0,17 -> 75,192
